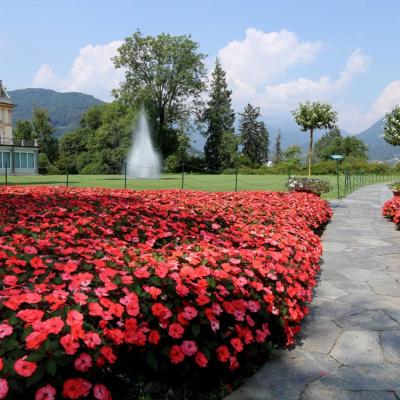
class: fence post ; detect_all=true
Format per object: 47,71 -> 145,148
181,162 -> 185,190
124,162 -> 127,189
5,161 -> 8,185
235,168 -> 238,192
336,160 -> 340,198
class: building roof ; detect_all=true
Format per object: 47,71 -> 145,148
0,80 -> 13,105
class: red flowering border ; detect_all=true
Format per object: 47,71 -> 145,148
0,186 -> 332,399
382,197 -> 400,226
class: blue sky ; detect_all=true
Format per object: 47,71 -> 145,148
2,0 -> 400,132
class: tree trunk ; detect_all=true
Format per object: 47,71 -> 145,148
308,128 -> 314,178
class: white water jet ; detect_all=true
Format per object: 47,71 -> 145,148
126,110 -> 161,179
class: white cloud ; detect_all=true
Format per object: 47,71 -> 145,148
219,29 -> 374,132
32,41 -> 124,100
219,28 -> 322,90
341,80 -> 400,133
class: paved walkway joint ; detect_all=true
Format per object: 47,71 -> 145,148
226,184 -> 400,400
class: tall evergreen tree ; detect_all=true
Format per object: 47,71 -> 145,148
204,59 -> 237,171
239,103 -> 269,165
272,130 -> 283,164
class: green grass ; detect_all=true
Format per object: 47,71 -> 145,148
0,173 -> 395,199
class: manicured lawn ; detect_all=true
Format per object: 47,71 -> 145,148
0,173 -> 393,199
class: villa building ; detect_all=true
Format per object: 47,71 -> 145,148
0,80 -> 39,175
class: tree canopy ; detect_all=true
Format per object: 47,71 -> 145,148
292,101 -> 337,177
113,31 -> 206,157
383,105 -> 400,146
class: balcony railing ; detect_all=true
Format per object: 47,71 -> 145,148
0,138 -> 39,147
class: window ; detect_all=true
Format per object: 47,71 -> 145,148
14,151 -> 35,169
0,151 -> 10,169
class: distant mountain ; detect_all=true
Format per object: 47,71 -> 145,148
9,88 -> 104,137
356,118 -> 400,162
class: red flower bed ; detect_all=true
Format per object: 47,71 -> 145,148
382,196 -> 400,225
0,186 -> 332,399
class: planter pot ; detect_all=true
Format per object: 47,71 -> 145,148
392,191 -> 400,197
293,189 -> 321,197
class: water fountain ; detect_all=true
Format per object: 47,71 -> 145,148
126,109 -> 161,179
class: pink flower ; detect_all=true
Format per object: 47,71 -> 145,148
93,384 -> 112,400
74,353 -> 92,372
0,323 -> 13,339
14,356 -> 37,377
181,340 -> 198,356
35,384 -> 56,400
183,306 -> 198,320
0,378 -> 8,399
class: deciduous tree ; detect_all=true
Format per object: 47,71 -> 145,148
292,101 -> 337,177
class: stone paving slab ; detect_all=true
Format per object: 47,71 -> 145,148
225,184 -> 400,400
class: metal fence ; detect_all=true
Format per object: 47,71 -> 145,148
1,161 -> 399,199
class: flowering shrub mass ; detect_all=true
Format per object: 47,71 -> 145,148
0,186 -> 332,399
383,196 -> 400,225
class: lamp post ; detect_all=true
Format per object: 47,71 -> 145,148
331,154 -> 344,198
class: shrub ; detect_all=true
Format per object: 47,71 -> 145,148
0,187 -> 332,398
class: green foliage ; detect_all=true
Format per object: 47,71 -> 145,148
315,128 -> 368,161
283,145 -> 302,167
272,132 -> 283,164
113,30 -> 206,157
341,136 -> 368,159
57,102 -> 136,174
204,59 -> 237,171
292,101 -> 338,177
383,105 -> 400,146
13,120 -> 33,141
239,104 -> 269,166
32,108 -> 59,164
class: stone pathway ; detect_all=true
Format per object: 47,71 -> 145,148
226,184 -> 400,400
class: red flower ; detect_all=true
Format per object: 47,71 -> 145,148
195,351 -> 208,368
74,353 -> 92,372
25,330 -> 48,350
14,356 -> 37,377
17,309 -> 45,323
60,334 -> 79,355
216,345 -> 231,363
35,384 -> 56,400
93,384 -> 112,400
148,330 -> 161,345
42,317 -> 64,334
63,378 -> 92,399
100,346 -> 116,364
169,345 -> 185,364
168,323 -> 184,339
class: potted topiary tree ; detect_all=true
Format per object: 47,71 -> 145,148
290,101 -> 337,196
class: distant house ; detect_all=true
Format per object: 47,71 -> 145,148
0,80 -> 39,175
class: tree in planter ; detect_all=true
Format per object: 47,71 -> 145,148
239,103 -> 269,166
292,101 -> 337,177
383,105 -> 400,146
